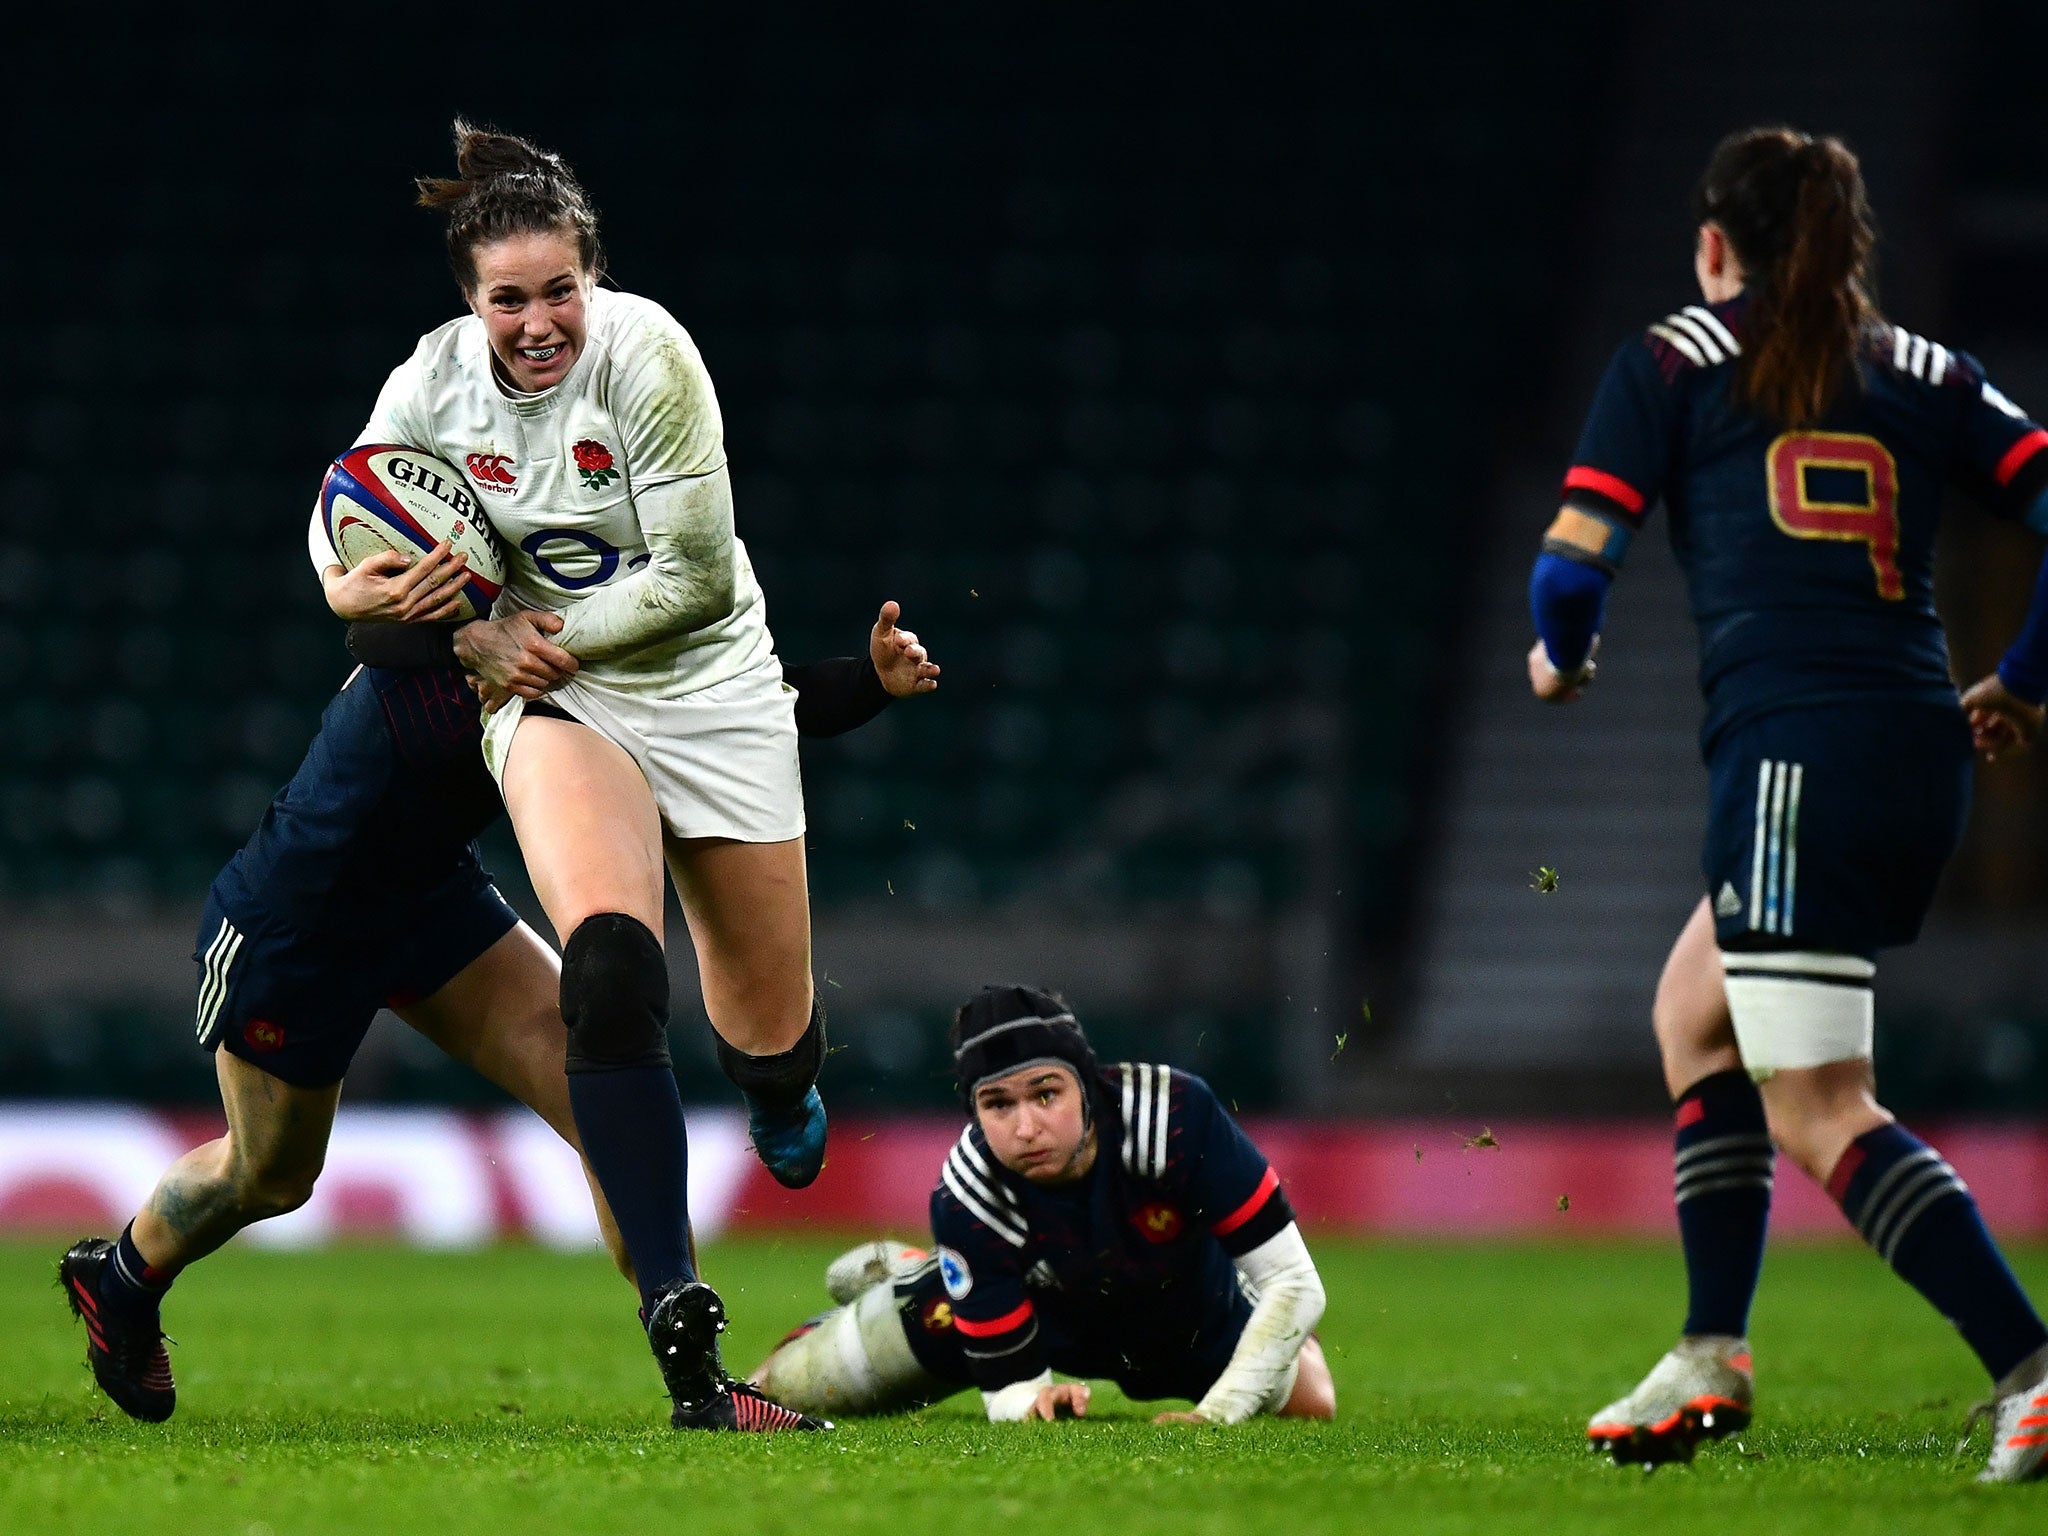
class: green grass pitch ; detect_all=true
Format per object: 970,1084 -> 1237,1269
2,1234 -> 2042,1534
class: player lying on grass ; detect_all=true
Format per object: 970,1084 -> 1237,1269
61,596 -> 935,1433
749,985 -> 1335,1424
1528,126 -> 2048,1481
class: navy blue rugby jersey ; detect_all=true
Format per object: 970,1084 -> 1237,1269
928,1064 -> 1294,1393
1563,295 -> 2048,751
218,666 -> 497,933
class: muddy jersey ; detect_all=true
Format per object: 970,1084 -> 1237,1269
358,287 -> 772,699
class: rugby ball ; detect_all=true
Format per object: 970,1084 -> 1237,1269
320,444 -> 505,621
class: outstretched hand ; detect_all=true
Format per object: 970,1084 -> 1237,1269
1527,636 -> 1597,703
870,600 -> 941,698
1961,671 -> 2045,762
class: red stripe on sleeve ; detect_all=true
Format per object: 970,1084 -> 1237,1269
954,1300 -> 1035,1338
1674,1097 -> 1707,1130
1212,1166 -> 1281,1236
1562,465 -> 1646,515
1996,429 -> 2048,487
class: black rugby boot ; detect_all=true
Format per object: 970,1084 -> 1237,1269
60,1237 -> 175,1422
645,1279 -> 829,1432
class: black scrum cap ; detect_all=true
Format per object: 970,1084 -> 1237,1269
953,984 -> 1099,1109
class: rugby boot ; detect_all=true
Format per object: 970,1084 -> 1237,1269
1586,1335 -> 1753,1465
59,1237 -> 175,1423
673,1377 -> 833,1432
824,1239 -> 929,1305
747,1086 -> 828,1190
1973,1344 -> 2048,1483
647,1278 -> 828,1432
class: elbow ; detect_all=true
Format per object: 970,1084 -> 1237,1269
699,566 -> 737,626
668,560 -> 736,633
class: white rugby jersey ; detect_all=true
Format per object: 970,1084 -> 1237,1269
356,287 -> 772,698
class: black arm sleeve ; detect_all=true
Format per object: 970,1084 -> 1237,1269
345,621 -> 465,670
782,656 -> 893,738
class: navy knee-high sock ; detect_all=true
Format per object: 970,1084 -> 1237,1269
1674,1070 -> 1774,1339
568,1069 -> 695,1307
561,913 -> 695,1310
1831,1123 -> 2048,1382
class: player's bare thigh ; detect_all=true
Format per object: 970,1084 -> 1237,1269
1279,1336 -> 1336,1419
398,921 -> 572,1141
500,714 -> 666,939
1653,897 -> 1742,1097
665,833 -> 813,1055
395,919 -> 634,1280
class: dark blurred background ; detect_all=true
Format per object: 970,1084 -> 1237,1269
3,1 -> 2044,1119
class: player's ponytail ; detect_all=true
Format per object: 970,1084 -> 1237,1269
415,119 -> 603,293
1695,127 -> 1878,428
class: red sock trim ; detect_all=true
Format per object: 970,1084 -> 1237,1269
1826,1140 -> 1868,1205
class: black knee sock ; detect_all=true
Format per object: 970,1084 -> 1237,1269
1673,1070 -> 1774,1338
561,914 -> 694,1306
716,995 -> 826,1113
98,1222 -> 175,1320
1832,1123 -> 2048,1383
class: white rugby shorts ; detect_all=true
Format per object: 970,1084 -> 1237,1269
481,652 -> 804,843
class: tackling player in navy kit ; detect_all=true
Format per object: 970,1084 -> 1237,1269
59,593 -> 938,1435
1527,127 -> 2048,1481
749,986 -> 1334,1425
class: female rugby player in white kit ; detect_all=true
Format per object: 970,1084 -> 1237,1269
351,121 -> 834,1429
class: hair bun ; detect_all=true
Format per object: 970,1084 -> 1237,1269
413,119 -> 604,291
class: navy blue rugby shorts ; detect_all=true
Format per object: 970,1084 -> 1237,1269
894,1264 -> 1253,1404
1703,700 -> 1970,958
191,874 -> 520,1089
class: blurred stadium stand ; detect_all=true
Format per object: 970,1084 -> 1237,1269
1403,0 -> 2048,1113
6,3 -> 2046,1119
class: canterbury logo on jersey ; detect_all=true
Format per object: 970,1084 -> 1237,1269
465,452 -> 517,490
1120,1062 -> 1173,1180
943,1131 -> 1028,1248
1648,306 -> 1742,369
1889,327 -> 1952,386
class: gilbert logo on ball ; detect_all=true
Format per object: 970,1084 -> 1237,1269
321,445 -> 507,622
572,438 -> 620,491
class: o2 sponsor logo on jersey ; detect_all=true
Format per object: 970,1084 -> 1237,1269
938,1246 -> 973,1300
521,528 -> 652,591
465,452 -> 518,493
